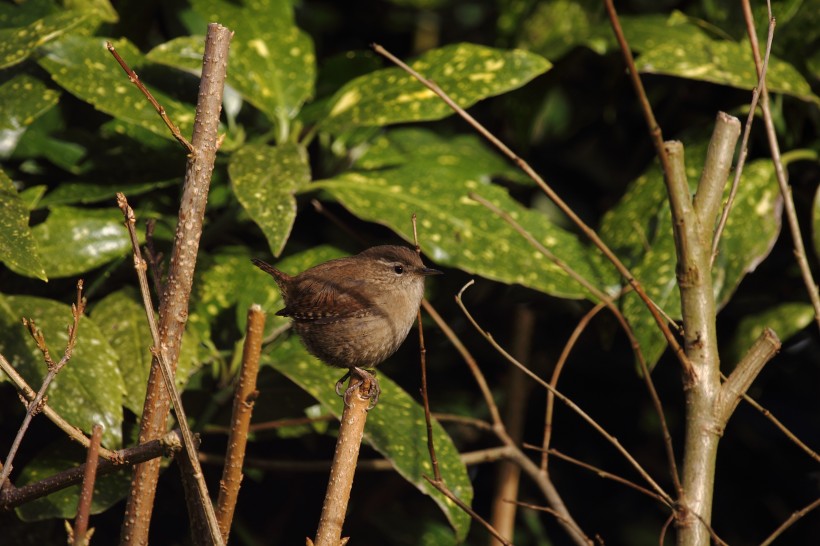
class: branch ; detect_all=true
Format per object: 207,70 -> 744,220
313,378 -> 372,546
106,42 -> 193,152
740,1 -> 820,334
72,424 -> 103,545
215,305 -> 265,542
120,23 -> 233,546
0,281 -> 85,490
0,430 -> 182,511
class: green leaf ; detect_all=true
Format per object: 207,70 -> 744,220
517,0 -> 597,60
356,127 -> 529,183
322,43 -> 551,131
0,74 -> 61,157
601,147 -> 781,368
726,302 -> 814,366
90,289 -> 154,415
229,142 -> 311,257
32,206 -> 131,278
0,9 -> 88,69
38,179 -> 176,207
91,289 -> 203,416
38,36 -> 198,143
590,11 -> 819,103
269,337 -> 472,542
0,295 -> 125,447
14,442 -> 130,521
314,163 -> 616,300
150,0 -> 316,130
0,169 -> 46,280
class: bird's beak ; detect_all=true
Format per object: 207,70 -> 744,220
420,267 -> 443,276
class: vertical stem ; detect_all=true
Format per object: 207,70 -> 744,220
120,24 -> 232,546
216,305 -> 265,542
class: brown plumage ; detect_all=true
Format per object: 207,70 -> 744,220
251,245 -> 441,370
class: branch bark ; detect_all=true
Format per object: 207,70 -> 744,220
119,23 -> 233,546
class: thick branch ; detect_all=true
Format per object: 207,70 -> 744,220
121,23 -> 232,546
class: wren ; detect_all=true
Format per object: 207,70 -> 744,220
251,245 -> 441,405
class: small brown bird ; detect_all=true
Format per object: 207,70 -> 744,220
252,245 -> 441,405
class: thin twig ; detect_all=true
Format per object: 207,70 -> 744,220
216,305 -> 265,542
509,500 -> 594,546
412,213 -> 441,482
117,193 -> 224,544
759,495 -> 820,546
0,281 -> 85,490
540,447 -> 667,504
471,193 -> 682,494
0,353 -> 117,460
106,41 -> 193,152
73,424 -> 103,545
371,42 -> 695,381
720,373 -> 819,463
423,476 -> 512,546
711,17 -> 776,264
741,1 -> 820,334
422,300 -> 503,427
456,281 -> 674,507
542,301 -> 606,471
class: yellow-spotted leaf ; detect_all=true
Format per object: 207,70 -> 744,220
32,206 -> 132,278
313,163 -> 617,300
0,9 -> 88,69
322,43 -> 550,131
38,36 -> 198,142
154,0 -> 316,129
229,142 -> 311,257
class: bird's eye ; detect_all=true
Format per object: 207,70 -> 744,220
393,265 -> 404,274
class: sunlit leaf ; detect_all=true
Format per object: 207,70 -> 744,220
38,36 -> 199,143
229,142 -> 311,257
32,206 -> 131,278
322,43 -> 550,131
0,9 -> 87,69
149,0 -> 316,128
314,163 -> 617,300
0,74 -> 60,158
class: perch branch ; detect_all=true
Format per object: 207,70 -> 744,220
313,379 -> 372,546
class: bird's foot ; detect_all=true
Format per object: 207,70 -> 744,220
336,367 -> 380,410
